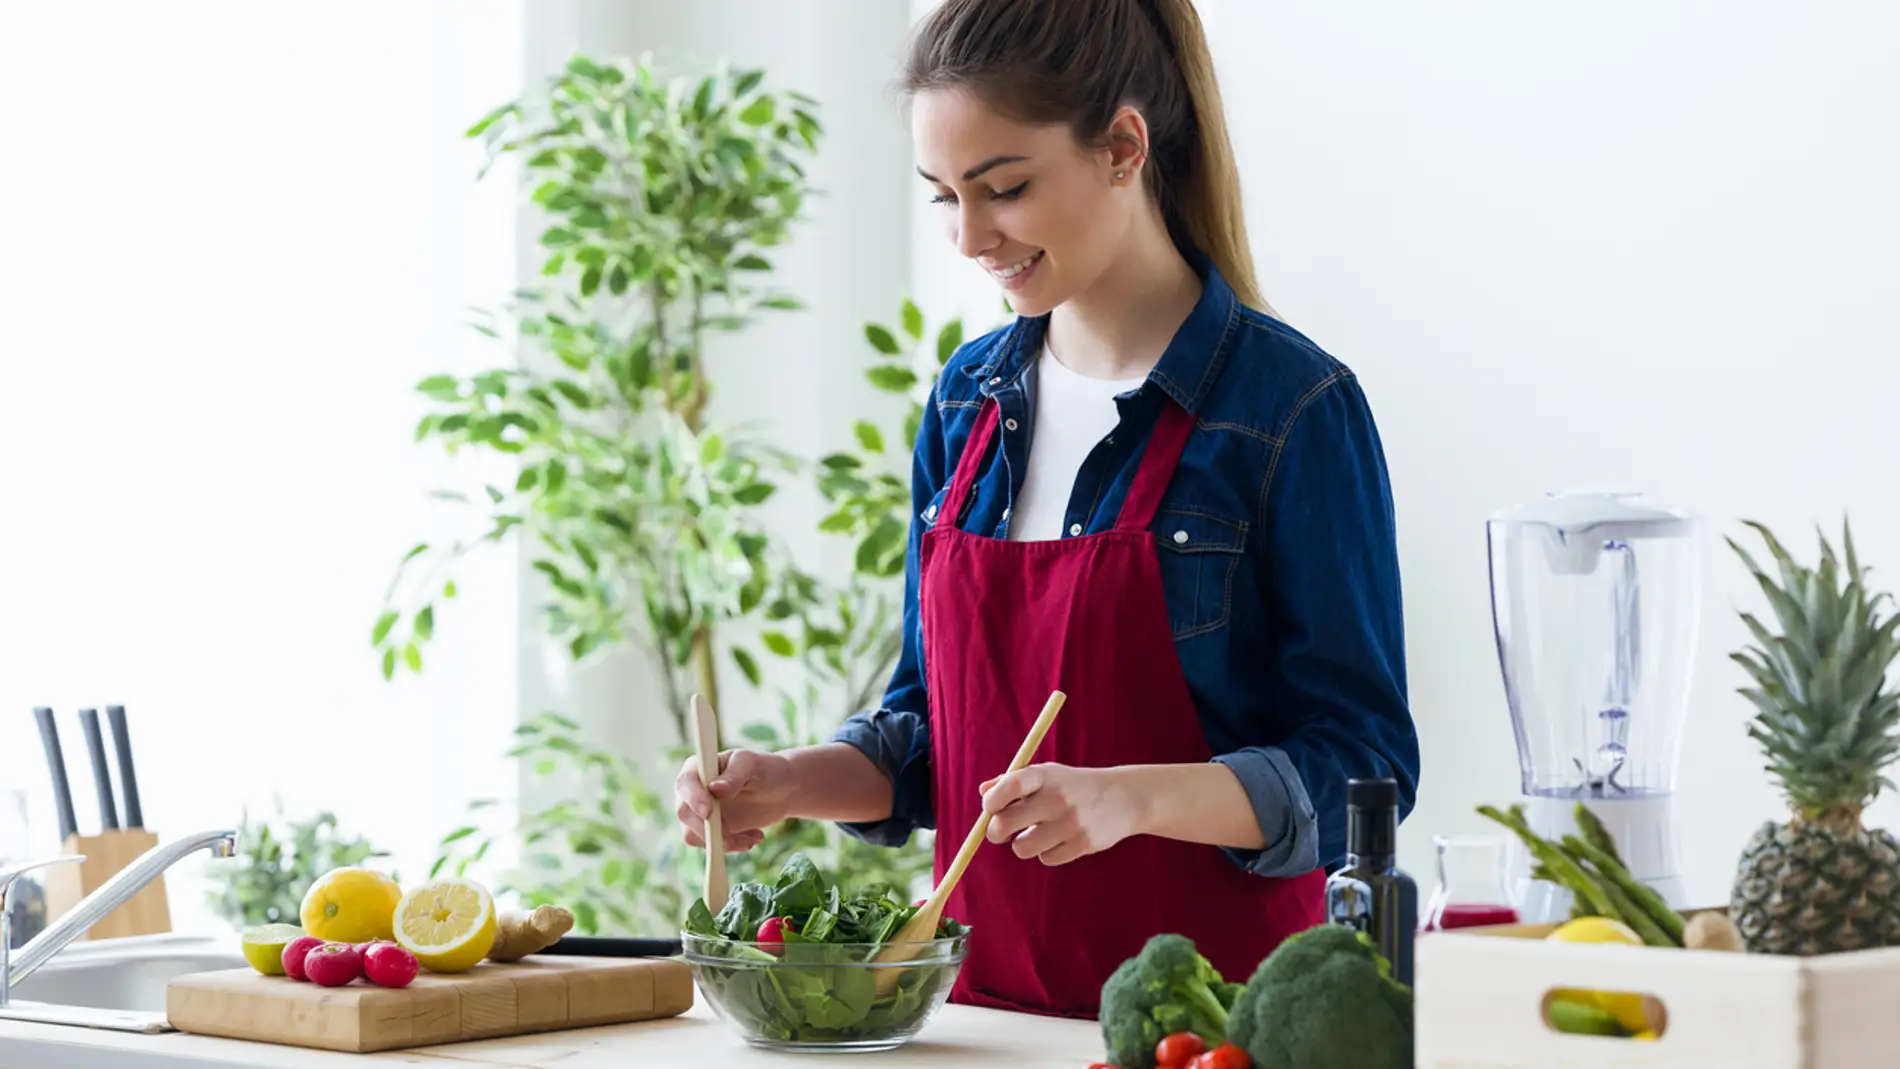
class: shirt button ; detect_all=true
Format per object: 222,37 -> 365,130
1069,523 -> 1083,536
1005,418 -> 1019,431
989,377 -> 1002,385
1173,530 -> 1190,544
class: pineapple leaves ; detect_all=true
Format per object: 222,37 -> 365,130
1730,517 -> 1900,818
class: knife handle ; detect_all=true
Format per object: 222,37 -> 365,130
105,705 -> 143,829
78,708 -> 119,831
536,936 -> 682,958
33,707 -> 79,842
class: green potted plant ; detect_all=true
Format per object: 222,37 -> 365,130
372,53 -> 822,741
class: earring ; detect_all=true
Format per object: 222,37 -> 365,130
1114,170 -> 1127,180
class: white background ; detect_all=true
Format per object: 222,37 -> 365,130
2,1 -> 1897,934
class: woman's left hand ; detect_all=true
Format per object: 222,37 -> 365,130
978,763 -> 1139,866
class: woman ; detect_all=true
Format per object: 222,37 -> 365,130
675,0 -> 1419,1018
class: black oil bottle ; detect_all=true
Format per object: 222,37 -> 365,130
1323,777 -> 1417,987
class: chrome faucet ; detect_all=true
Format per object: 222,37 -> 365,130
0,855 -> 84,1009
1,829 -> 236,1005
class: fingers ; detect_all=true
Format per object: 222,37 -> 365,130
675,754 -> 717,820
979,767 -> 1044,820
1030,832 -> 1093,867
708,749 -> 756,800
680,824 -> 766,853
985,783 -> 1068,846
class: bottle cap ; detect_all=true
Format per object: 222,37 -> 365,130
1347,778 -> 1399,809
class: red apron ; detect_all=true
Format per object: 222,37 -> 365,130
920,394 -> 1325,1018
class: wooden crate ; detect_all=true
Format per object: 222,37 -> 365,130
1414,909 -> 1900,1068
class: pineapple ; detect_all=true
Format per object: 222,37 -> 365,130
1728,518 -> 1900,955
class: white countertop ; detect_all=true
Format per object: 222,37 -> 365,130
0,999 -> 1107,1068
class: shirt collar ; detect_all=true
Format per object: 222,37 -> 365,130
964,251 -> 1241,415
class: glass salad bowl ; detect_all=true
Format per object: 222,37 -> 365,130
680,930 -> 971,1052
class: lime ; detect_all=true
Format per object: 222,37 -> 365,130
241,923 -> 307,976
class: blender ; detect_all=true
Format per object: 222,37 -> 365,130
1486,491 -> 1702,923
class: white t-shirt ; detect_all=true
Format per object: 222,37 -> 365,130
1007,346 -> 1146,542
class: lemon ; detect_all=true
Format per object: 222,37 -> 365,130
300,866 -> 403,943
239,923 -> 306,976
393,877 -> 497,973
1548,916 -> 1645,946
1547,915 -> 1652,1033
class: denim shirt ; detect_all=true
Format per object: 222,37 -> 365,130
831,257 -> 1419,877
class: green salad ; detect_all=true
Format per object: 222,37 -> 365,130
681,853 -> 970,1044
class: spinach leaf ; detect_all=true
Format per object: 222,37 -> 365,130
714,881 -> 776,941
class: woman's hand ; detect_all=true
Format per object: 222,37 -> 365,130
674,749 -> 796,853
978,763 -> 1142,866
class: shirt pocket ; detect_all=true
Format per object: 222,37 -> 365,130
1152,507 -> 1250,640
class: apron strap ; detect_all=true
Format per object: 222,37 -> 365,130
1112,399 -> 1196,532
939,397 -> 1002,529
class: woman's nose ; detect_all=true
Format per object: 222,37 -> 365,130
953,202 -> 997,260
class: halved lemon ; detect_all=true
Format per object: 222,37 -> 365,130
393,877 -> 497,973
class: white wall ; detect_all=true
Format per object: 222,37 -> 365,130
905,0 -> 1900,904
0,2 -> 523,930
1193,0 -> 1900,901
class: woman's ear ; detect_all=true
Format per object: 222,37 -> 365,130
1104,105 -> 1149,185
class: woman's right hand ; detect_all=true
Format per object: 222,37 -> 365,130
673,748 -> 797,853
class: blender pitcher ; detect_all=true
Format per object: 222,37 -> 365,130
1486,491 -> 1702,922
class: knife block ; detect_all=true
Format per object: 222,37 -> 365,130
40,828 -> 172,940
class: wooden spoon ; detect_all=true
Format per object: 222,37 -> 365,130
691,693 -> 728,913
872,689 -> 1067,992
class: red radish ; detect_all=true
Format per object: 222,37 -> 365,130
363,943 -> 419,988
281,936 -> 326,981
303,942 -> 363,987
756,916 -> 793,954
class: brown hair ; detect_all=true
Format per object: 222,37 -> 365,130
904,0 -> 1267,313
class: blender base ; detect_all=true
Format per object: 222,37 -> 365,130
1507,792 -> 1690,925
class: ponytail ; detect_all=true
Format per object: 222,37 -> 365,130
904,0 -> 1272,315
1142,0 -> 1269,315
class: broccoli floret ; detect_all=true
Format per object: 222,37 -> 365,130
1227,924 -> 1412,1069
1099,934 -> 1235,1069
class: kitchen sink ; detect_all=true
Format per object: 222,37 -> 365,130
3,933 -> 242,1031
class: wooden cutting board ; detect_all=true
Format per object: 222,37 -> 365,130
164,956 -> 694,1053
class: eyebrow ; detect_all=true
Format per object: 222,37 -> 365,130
916,155 -> 1030,184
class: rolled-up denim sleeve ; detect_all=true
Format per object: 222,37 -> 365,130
829,385 -> 948,847
1212,747 -> 1319,877
1224,371 -> 1419,874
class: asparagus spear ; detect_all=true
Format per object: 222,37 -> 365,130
1562,834 -> 1686,946
1567,848 -> 1674,947
1477,804 -> 1617,917
1572,802 -> 1622,866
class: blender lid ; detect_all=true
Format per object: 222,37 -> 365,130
1488,490 -> 1697,540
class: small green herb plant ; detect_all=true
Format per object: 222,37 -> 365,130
204,799 -> 393,928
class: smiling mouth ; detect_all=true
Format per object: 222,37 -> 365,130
986,251 -> 1043,288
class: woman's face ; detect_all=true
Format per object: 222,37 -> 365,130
911,88 -> 1140,318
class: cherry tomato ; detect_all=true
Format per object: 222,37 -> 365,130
1155,1032 -> 1208,1068
1199,1043 -> 1251,1069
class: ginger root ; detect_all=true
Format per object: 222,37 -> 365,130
1683,911 -> 1743,952
486,904 -> 575,962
